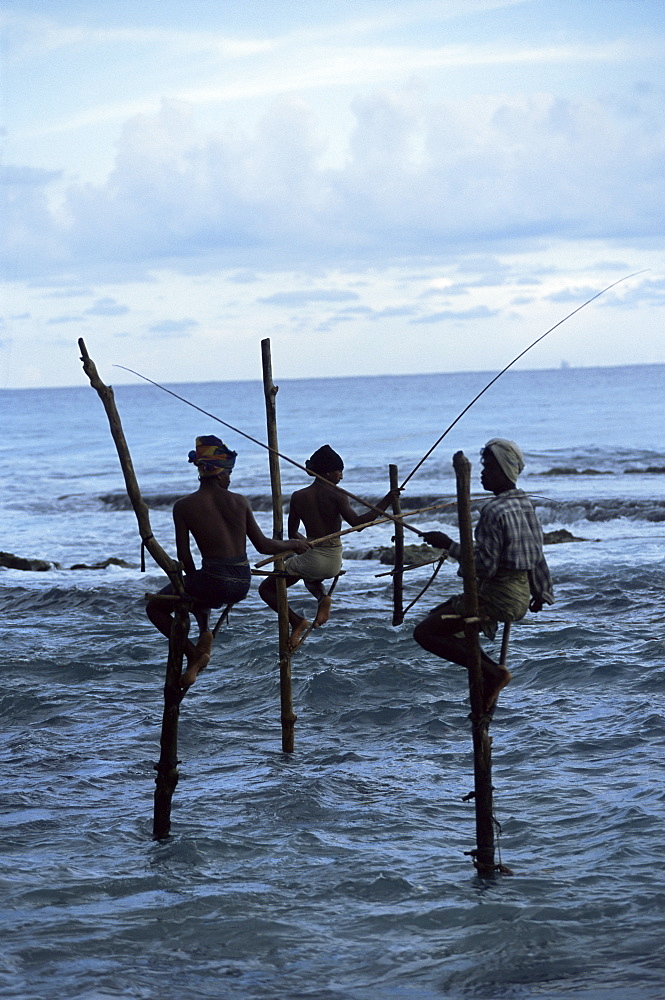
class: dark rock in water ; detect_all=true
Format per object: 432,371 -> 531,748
363,543 -> 445,566
69,557 -> 135,570
401,544 -> 445,566
543,467 -> 606,476
543,529 -> 587,544
0,551 -> 53,571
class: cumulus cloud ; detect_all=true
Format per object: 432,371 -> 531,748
258,289 -> 360,305
85,297 -> 129,316
46,314 -> 82,324
147,317 -> 199,336
411,305 -> 499,323
3,83 -> 665,279
0,164 -> 64,275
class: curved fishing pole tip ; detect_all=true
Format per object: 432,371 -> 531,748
399,268 -> 650,489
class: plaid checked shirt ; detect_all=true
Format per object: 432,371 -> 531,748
448,489 -> 554,604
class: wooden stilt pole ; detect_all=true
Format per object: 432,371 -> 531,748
261,339 -> 296,753
153,600 -> 189,839
453,450 -> 497,876
78,339 -> 183,591
78,339 -> 189,839
390,464 -> 404,626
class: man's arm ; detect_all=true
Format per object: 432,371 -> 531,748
173,504 -> 197,575
336,489 -> 398,528
287,493 -> 305,540
245,502 -> 309,556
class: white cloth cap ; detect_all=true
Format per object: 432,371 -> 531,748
484,438 -> 525,483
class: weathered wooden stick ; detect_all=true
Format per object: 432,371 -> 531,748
153,600 -> 189,839
390,464 -> 404,626
499,621 -> 511,667
374,557 -> 444,578
212,604 -> 232,638
78,339 -> 183,592
261,339 -> 296,753
453,451 -> 496,876
253,501 -> 454,569
78,339 -> 190,838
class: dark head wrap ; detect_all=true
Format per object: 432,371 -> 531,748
305,444 -> 344,475
188,435 -> 237,477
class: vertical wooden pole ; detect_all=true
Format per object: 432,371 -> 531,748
389,464 -> 404,626
261,339 -> 297,753
78,340 -> 191,839
453,450 -> 496,875
153,601 -> 189,839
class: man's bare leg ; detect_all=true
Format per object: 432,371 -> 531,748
146,599 -> 213,687
288,616 -> 310,650
181,630 -> 213,687
481,659 -> 512,713
305,580 -> 332,627
258,575 -> 311,649
414,609 -> 512,711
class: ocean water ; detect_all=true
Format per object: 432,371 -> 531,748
1,363 -> 664,1000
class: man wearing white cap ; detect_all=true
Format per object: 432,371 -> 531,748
413,438 -> 554,712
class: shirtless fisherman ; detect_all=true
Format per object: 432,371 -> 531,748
258,444 -> 396,650
413,438 -> 554,712
146,435 -> 309,687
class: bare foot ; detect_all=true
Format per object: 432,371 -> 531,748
289,618 -> 310,651
314,595 -> 332,627
482,664 -> 512,714
181,630 -> 213,688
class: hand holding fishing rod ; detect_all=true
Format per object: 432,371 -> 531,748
254,499 -> 454,569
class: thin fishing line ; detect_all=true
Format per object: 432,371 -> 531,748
400,270 -> 648,489
114,365 -> 424,535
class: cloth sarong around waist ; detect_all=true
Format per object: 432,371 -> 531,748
201,555 -> 250,579
156,556 -> 251,609
446,568 -> 530,640
283,543 -> 343,581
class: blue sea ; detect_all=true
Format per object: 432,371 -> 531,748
1,362 -> 664,1000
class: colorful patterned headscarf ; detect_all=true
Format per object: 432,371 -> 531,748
188,435 -> 237,477
306,445 -> 344,475
483,438 -> 525,483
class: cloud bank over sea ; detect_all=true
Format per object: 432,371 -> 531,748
1,1 -> 664,386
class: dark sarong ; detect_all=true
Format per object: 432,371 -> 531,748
159,555 -> 251,609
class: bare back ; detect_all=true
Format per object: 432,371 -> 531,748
174,485 -> 252,561
288,482 -> 347,539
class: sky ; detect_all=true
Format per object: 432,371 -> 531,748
1,0 -> 664,388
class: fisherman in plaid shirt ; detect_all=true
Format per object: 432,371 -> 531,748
413,438 -> 554,712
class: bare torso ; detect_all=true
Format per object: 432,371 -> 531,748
288,482 -> 348,539
174,484 -> 251,564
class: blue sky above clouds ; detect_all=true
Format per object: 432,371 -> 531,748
1,0 -> 664,387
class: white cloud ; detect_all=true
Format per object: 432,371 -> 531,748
1,0 -> 664,386
3,82 -> 660,278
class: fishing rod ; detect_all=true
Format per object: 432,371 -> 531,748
114,364 -> 426,536
400,270 -> 648,489
253,498 -> 457,569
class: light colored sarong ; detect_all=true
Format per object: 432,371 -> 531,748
284,540 -> 343,582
